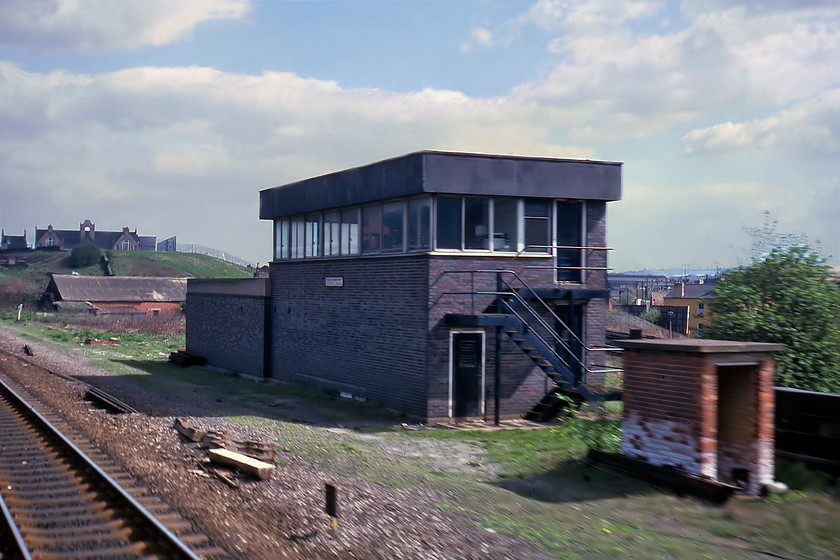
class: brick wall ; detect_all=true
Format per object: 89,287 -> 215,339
620,340 -> 779,495
93,301 -> 182,317
185,292 -> 267,378
269,256 -> 431,418
265,201 -> 612,422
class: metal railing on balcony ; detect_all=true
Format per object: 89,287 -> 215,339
435,269 -> 622,381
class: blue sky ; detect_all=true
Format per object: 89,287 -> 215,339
1,0 -> 838,270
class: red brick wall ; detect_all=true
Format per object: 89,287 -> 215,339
621,346 -> 777,494
93,301 -> 182,317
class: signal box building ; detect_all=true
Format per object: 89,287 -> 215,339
250,151 -> 623,422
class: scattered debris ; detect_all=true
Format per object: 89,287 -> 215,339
173,418 -> 277,481
208,448 -> 274,481
174,418 -> 203,442
23,345 -> 33,356
85,338 -> 120,346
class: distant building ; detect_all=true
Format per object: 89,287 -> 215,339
43,275 -> 186,317
663,280 -> 716,337
35,219 -> 156,252
0,229 -> 28,251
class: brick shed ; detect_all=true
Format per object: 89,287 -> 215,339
44,274 -> 186,317
618,339 -> 784,495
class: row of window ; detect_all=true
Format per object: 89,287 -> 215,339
274,195 -> 585,268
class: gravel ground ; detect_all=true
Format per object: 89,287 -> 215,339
0,326 -> 556,560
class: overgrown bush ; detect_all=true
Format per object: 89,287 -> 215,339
68,243 -> 102,268
639,307 -> 662,326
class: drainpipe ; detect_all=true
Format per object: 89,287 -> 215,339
494,272 -> 502,425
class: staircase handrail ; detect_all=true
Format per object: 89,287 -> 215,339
494,280 -> 622,377
435,269 -> 622,377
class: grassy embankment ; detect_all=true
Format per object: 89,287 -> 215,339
2,313 -> 839,559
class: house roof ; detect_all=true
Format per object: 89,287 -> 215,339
46,275 -> 187,303
260,150 -> 622,219
35,227 -> 156,251
664,283 -> 716,299
1,231 -> 28,250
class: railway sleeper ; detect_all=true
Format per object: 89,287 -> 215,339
16,518 -> 127,537
24,526 -> 134,547
3,491 -> 102,508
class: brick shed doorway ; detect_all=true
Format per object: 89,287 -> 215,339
716,363 -> 761,489
450,331 -> 485,418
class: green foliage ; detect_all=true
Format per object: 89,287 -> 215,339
638,307 -> 662,325
706,245 -> 840,392
554,395 -> 622,453
68,243 -> 102,268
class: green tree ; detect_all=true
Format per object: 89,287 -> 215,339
68,242 -> 102,268
706,245 -> 840,392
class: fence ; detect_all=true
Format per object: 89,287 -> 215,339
173,243 -> 252,268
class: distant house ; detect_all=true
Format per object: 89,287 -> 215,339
35,219 -> 156,252
662,280 -> 716,337
0,229 -> 28,251
43,275 -> 187,317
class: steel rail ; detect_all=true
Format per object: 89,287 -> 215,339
0,374 -> 204,560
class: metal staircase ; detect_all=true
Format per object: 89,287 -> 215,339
442,269 -> 621,421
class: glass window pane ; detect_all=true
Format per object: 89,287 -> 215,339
341,208 -> 359,255
436,196 -> 462,250
275,219 -> 289,260
524,199 -> 550,217
464,197 -> 489,250
408,197 -> 431,250
382,201 -> 405,252
305,213 -> 321,257
290,216 -> 305,259
492,199 -> 517,252
324,211 -> 340,256
362,205 -> 382,253
556,201 -> 583,281
524,199 -> 550,252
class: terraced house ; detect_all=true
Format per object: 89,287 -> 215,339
188,151 -> 623,422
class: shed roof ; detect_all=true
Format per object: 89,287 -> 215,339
260,150 -> 622,219
46,275 -> 187,303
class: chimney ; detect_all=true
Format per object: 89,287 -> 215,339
675,281 -> 685,297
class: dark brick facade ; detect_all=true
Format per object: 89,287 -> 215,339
267,231 -> 611,421
185,279 -> 269,378
268,257 -> 430,417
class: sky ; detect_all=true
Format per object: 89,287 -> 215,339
1,0 -> 839,271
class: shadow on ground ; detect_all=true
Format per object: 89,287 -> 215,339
73,358 -> 404,431
492,458 -> 657,504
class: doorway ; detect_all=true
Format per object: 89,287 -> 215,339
450,331 -> 484,418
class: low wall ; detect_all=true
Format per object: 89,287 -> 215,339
185,278 -> 270,378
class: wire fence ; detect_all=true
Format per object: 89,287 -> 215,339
174,243 -> 252,268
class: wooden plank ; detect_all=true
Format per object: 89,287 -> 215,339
207,448 -> 274,480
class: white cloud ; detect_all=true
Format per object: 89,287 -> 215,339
0,0 -> 251,52
682,89 -> 840,157
0,61 -> 597,263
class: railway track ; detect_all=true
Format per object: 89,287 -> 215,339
0,361 -> 226,559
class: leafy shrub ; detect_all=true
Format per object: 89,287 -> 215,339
68,243 -> 102,268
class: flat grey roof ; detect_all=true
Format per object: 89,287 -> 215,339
260,150 -> 622,219
617,339 -> 786,354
